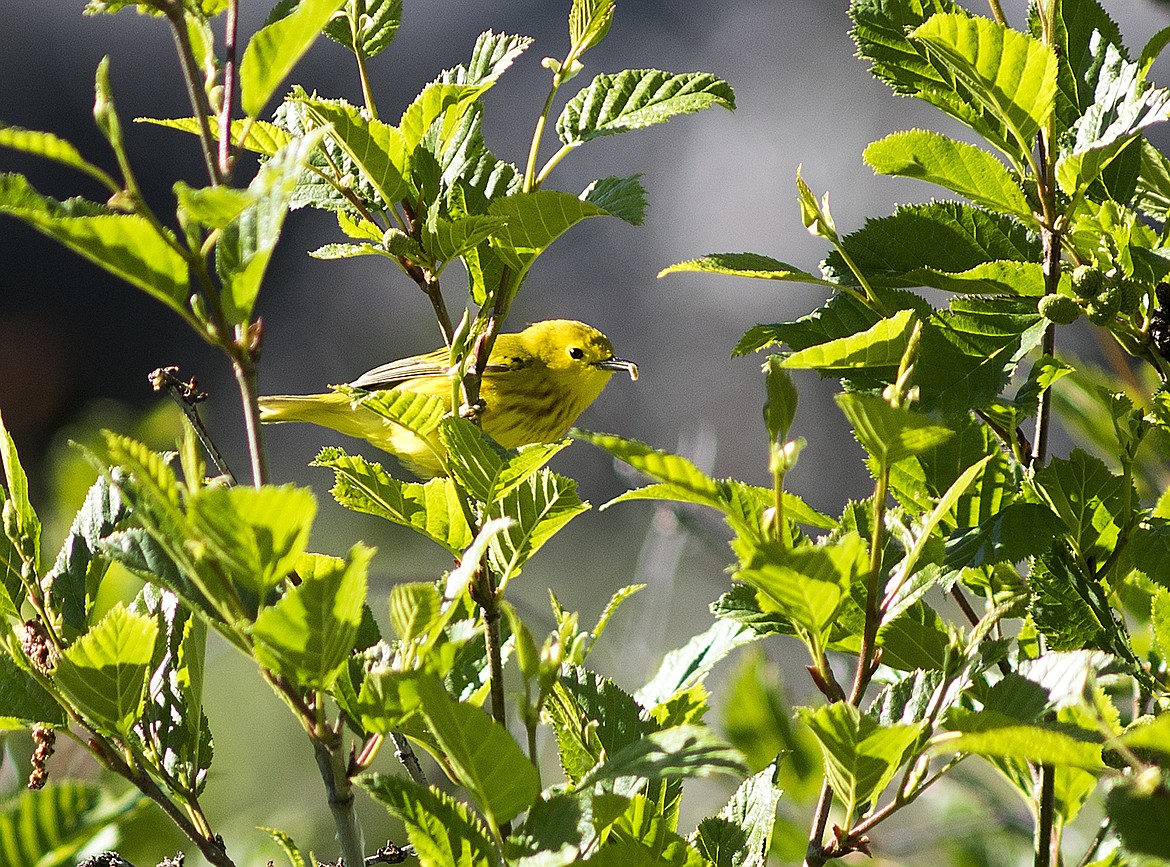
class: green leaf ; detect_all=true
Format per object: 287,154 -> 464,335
408,674 -> 540,827
659,251 -> 829,284
43,472 -> 127,633
1030,449 -> 1133,563
132,584 -> 212,796
298,98 -> 411,206
55,604 -> 158,736
0,124 -> 117,191
580,724 -> 746,787
850,0 -> 961,98
837,393 -> 955,467
1029,542 -> 1108,652
487,470 -> 588,585
400,82 -> 486,150
323,0 -> 402,58
546,667 -> 648,783
439,417 -> 570,505
313,447 -> 473,554
938,710 -> 1104,770
462,31 -> 533,87
570,0 -> 615,55
252,544 -> 371,689
575,431 -> 723,502
424,214 -> 508,264
0,653 -> 66,729
637,619 -> 760,708
692,762 -> 783,867
877,603 -> 950,671
910,14 -> 1057,155
1130,519 -> 1170,588
0,174 -> 189,321
135,116 -> 292,156
239,0 -> 347,117
217,129 -> 326,324
308,241 -> 391,260
736,534 -> 867,637
798,702 -> 922,822
174,182 -> 256,229
0,406 -> 41,590
487,190 -> 609,271
863,129 -> 1032,219
1044,0 -> 1124,127
943,502 -> 1061,568
187,484 -> 317,595
360,773 -> 495,867
781,308 -> 917,373
388,582 -> 442,643
1056,41 -> 1170,194
557,69 -> 734,146
0,783 -> 144,867
823,202 -> 1041,294
581,175 -> 647,226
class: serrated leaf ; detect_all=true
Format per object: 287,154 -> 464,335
487,190 -> 609,271
55,604 -> 158,736
361,773 -> 496,867
864,129 -> 1032,219
1030,449 -> 1133,563
1107,777 -> 1170,859
313,447 -> 473,554
0,783 -> 144,867
487,469 -> 588,585
0,407 -> 40,592
1130,518 -> 1170,587
240,0 -> 347,117
252,544 -> 370,690
736,534 -> 867,637
217,129 -> 326,324
0,653 -> 66,729
944,502 -> 1061,568
557,69 -> 734,146
400,82 -> 486,150
135,116 -> 291,155
43,472 -> 127,633
580,724 -> 746,787
298,98 -> 411,206
581,175 -> 646,225
659,251 -> 829,284
188,484 -> 316,594
781,308 -> 916,372
308,241 -> 391,260
1045,0 -> 1125,127
637,619 -> 760,708
439,417 -> 571,506
546,667 -> 648,783
937,710 -> 1104,769
0,174 -> 189,320
575,430 -> 722,501
823,202 -> 1041,294
463,30 -> 533,87
323,0 -> 401,57
910,14 -> 1057,154
0,124 -> 117,191
407,674 -> 540,827
424,214 -> 507,264
692,762 -> 782,867
388,582 -> 442,644
259,826 -> 306,867
570,0 -> 615,54
798,702 -> 922,822
837,393 -> 955,467
1057,38 -> 1170,195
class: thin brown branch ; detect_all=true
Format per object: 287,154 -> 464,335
218,0 -> 240,179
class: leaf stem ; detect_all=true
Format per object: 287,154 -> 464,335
849,465 -> 889,705
312,732 -> 365,867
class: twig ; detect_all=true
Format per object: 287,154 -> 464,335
313,733 -> 364,867
390,732 -> 428,785
218,0 -> 240,179
150,366 -> 237,483
803,780 -> 835,867
161,1 -> 225,187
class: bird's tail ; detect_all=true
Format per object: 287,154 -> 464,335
258,392 -> 353,426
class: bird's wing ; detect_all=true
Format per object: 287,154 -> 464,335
349,348 -> 449,389
350,347 -> 530,390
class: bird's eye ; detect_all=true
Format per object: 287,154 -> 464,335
568,347 -> 585,360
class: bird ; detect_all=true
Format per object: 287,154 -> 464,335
258,319 -> 638,477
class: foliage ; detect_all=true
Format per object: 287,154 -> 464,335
2,0 -> 1170,866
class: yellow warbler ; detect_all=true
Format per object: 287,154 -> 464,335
259,319 -> 638,477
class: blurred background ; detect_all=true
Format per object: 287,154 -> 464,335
3,1 -> 1170,864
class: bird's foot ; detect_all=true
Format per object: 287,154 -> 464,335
458,399 -> 487,422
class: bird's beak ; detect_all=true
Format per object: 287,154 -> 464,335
598,357 -> 639,381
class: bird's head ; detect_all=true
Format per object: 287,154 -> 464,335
520,320 -> 639,381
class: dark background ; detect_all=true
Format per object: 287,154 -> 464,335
3,1 -> 1170,863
